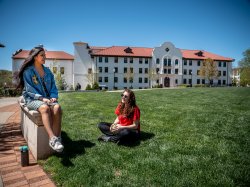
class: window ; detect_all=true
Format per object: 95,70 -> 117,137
98,77 -> 102,82
139,58 -> 142,64
114,57 -> 118,63
175,79 -> 178,84
105,57 -> 108,63
168,69 -> 171,74
105,67 -> 108,73
164,69 -> 167,74
223,80 -> 226,85
144,78 -> 148,83
218,71 -> 221,76
60,67 -> 64,74
175,69 -> 178,74
218,80 -> 221,85
164,59 -> 167,66
183,79 -> 187,84
223,62 -> 227,67
130,58 -> 133,63
218,62 -> 221,67
189,79 -> 192,84
104,77 -> 108,82
202,79 -> 205,84
99,57 -> 102,63
99,67 -> 102,73
197,79 -> 200,84
175,59 -> 178,65
189,70 -> 192,75
168,59 -> 171,66
223,71 -> 226,76
124,77 -> 127,83
139,77 -> 142,83
124,67 -> 127,73
184,60 -> 187,65
145,68 -> 148,74
184,69 -> 187,75
88,68 -> 92,74
114,67 -> 118,73
114,77 -> 118,83
139,68 -> 142,74
124,57 -> 127,63
189,60 -> 192,66
130,68 -> 133,73
145,58 -> 148,64
129,77 -> 133,83
53,67 -> 57,74
156,58 -> 160,64
197,61 -> 201,66
197,70 -> 200,75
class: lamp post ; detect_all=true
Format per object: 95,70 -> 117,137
113,68 -> 116,90
190,71 -> 192,87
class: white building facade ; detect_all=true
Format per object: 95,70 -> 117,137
73,41 -> 234,90
12,42 -> 234,90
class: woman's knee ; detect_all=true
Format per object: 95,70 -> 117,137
38,104 -> 51,114
52,104 -> 62,115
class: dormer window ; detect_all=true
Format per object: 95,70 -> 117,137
124,47 -> 133,53
195,51 -> 203,57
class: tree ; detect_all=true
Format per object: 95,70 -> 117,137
124,67 -> 134,89
55,72 -> 67,90
199,58 -> 219,86
239,49 -> 250,68
238,49 -> 250,86
148,66 -> 158,88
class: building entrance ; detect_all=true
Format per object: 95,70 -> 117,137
164,77 -> 170,87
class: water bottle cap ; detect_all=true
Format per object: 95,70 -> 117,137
22,146 -> 28,151
19,145 -> 28,151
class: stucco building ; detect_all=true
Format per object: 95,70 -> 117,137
12,41 -> 234,90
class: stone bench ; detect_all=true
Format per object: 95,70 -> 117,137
19,97 -> 54,160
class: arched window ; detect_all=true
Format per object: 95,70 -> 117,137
175,59 -> 179,65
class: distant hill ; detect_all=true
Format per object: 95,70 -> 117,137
0,70 -> 13,88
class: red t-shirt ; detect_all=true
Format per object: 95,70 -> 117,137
115,104 -> 140,131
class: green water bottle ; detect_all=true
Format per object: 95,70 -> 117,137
20,145 -> 29,167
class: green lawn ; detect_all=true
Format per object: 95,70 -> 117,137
40,87 -> 250,186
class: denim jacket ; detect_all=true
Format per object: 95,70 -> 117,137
22,65 -> 58,104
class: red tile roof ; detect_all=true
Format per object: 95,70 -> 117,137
90,46 -> 153,57
181,49 -> 234,61
12,50 -> 74,60
90,46 -> 233,61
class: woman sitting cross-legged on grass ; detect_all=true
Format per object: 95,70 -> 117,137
17,45 -> 64,152
98,89 -> 140,144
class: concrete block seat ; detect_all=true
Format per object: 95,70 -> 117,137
19,96 -> 54,160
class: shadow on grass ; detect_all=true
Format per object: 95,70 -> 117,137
55,131 -> 95,167
118,131 -> 155,147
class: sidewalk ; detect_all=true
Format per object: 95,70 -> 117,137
0,98 -> 56,187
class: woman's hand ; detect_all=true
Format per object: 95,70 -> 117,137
50,98 -> 57,103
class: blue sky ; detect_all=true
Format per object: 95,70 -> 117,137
0,0 -> 249,70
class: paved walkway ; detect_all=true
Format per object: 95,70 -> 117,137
0,98 -> 56,187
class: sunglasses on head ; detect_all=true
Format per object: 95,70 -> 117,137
121,94 -> 128,99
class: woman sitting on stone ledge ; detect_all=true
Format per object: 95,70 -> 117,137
17,45 -> 64,152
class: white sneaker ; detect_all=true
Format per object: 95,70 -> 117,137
49,136 -> 64,152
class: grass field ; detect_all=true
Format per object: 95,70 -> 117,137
40,87 -> 250,186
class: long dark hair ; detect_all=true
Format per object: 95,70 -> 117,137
16,45 -> 45,90
119,89 -> 136,117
